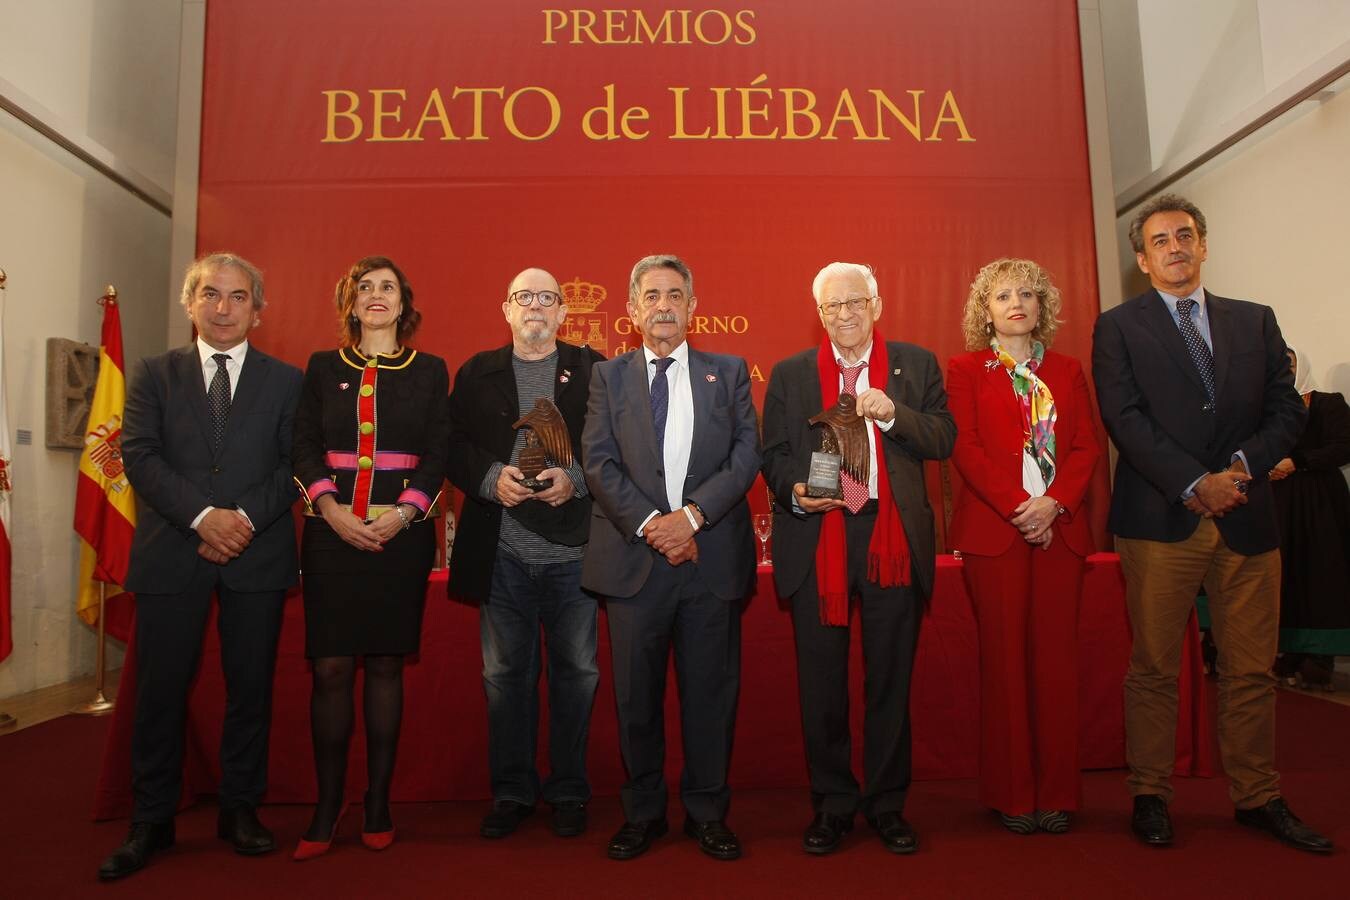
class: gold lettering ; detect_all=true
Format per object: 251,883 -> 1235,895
676,9 -> 693,44
927,90 -> 975,141
823,89 -> 873,141
451,87 -> 506,140
693,9 -> 734,45
502,87 -> 561,140
542,9 -> 565,44
870,89 -> 923,141
410,89 -> 459,141
583,84 -> 650,140
633,9 -> 675,43
322,90 -> 361,143
749,364 -> 764,383
669,87 -> 709,139
737,74 -> 777,139
781,88 -> 820,139
603,9 -> 628,43
734,10 -> 757,45
369,89 -> 412,142
572,9 -> 600,44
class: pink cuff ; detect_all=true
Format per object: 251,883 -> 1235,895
306,479 -> 339,504
397,488 -> 431,514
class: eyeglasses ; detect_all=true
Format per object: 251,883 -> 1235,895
817,296 -> 874,317
509,290 -> 561,307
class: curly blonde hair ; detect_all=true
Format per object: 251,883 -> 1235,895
960,258 -> 1063,350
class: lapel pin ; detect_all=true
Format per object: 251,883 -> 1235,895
339,382 -> 350,390
893,368 -> 902,375
706,373 -> 717,382
560,375 -> 570,383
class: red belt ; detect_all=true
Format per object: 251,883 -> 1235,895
323,451 -> 422,470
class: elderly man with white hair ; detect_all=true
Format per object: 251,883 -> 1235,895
761,262 -> 955,856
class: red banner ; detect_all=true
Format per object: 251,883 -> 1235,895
198,0 -> 1105,535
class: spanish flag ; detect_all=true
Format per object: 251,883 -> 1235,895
74,291 -> 136,640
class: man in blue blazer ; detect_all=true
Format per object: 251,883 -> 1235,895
582,254 -> 761,860
99,253 -> 303,879
1093,194 -> 1330,853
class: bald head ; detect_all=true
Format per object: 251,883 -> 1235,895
503,267 -> 568,356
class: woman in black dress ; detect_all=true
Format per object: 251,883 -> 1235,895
1269,345 -> 1350,689
291,256 -> 449,857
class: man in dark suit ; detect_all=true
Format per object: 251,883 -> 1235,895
1093,193 -> 1331,853
98,253 -> 303,880
582,254 -> 760,861
447,267 -> 604,839
762,262 -> 955,856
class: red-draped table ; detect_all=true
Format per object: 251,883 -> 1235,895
94,553 -> 1214,818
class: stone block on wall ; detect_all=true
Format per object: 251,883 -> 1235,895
45,337 -> 97,450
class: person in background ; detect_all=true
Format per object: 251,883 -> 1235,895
1269,345 -> 1350,690
947,258 -> 1100,834
291,256 -> 449,858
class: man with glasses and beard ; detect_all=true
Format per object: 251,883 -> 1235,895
447,268 -> 605,840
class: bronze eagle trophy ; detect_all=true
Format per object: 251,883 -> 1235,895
512,397 -> 573,491
805,394 -> 871,499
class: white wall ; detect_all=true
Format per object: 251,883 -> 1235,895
0,0 -> 181,700
1180,84 -> 1350,399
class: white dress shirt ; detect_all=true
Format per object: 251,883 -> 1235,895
191,338 -> 252,531
829,339 -> 895,499
638,341 -> 694,533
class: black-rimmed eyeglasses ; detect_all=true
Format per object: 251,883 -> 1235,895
509,290 -> 562,307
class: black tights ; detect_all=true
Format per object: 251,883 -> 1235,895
305,654 -> 405,839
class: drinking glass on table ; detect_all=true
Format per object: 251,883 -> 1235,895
753,513 -> 773,566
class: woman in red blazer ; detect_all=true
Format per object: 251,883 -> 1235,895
947,258 -> 1101,834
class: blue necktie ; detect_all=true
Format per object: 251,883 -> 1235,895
1175,298 -> 1214,403
208,353 -> 232,449
650,356 -> 675,453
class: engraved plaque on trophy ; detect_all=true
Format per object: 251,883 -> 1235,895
806,394 -> 870,499
511,397 -> 574,493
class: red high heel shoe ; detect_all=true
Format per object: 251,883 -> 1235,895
361,799 -> 395,851
361,827 -> 395,851
293,805 -> 348,861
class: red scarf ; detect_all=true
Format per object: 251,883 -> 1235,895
814,328 -> 911,626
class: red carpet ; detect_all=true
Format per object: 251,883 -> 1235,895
3,685 -> 1348,898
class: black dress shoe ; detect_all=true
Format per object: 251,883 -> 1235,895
867,812 -> 918,855
803,812 -> 853,855
551,801 -> 588,837
218,806 -> 276,855
98,820 -> 175,880
607,818 -> 669,860
684,819 -> 741,860
480,800 -> 535,838
1235,797 -> 1333,854
1130,794 -> 1173,846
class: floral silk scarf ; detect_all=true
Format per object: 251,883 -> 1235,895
991,338 -> 1057,488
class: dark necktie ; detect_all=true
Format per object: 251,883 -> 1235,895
1175,298 -> 1214,403
208,353 -> 231,449
650,356 -> 675,454
838,360 -> 870,514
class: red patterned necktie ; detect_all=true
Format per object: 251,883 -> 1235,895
838,360 -> 870,514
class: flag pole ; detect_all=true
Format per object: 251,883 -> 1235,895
72,283 -> 121,717
72,583 -> 114,715
0,269 -> 12,730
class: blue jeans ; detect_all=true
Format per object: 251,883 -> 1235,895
482,554 -> 598,805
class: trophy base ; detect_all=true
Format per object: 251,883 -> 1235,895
805,451 -> 843,499
518,477 -> 554,493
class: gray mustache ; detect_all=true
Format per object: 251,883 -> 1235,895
650,312 -> 678,324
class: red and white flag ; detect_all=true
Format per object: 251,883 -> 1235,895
0,277 -> 13,662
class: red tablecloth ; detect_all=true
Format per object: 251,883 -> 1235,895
94,553 -> 1214,818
